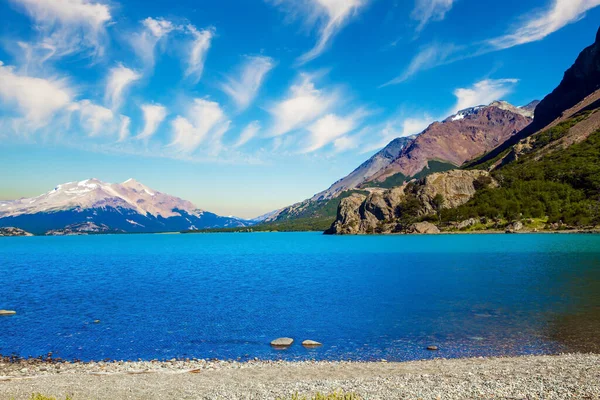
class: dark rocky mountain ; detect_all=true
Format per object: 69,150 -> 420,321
0,227 -> 33,237
0,179 -> 252,235
533,27 -> 600,129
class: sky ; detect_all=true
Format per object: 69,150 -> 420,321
0,0 -> 599,218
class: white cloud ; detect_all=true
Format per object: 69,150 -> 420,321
268,73 -> 339,136
170,99 -> 230,153
221,56 -> 275,110
268,0 -> 368,63
360,115 -> 434,153
0,61 -> 73,128
138,103 -> 167,139
10,0 -> 111,60
118,115 -> 131,142
235,121 -> 261,148
130,17 -> 177,69
69,100 -> 114,136
333,135 -> 358,152
384,0 -> 600,85
105,64 -> 141,111
184,25 -> 214,83
451,78 -> 518,113
303,112 -> 363,153
489,0 -> 600,50
381,42 -> 460,86
412,0 -> 455,32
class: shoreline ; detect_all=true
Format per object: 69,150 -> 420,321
1,353 -> 599,399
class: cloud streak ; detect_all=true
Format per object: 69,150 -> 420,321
221,56 -> 275,110
10,0 -> 112,60
184,25 -> 214,83
412,0 -> 455,32
105,64 -> 141,111
451,78 -> 519,113
268,0 -> 368,63
0,61 -> 74,129
130,17 -> 177,70
170,99 -> 230,154
268,73 -> 339,137
383,0 -> 600,85
138,104 -> 167,139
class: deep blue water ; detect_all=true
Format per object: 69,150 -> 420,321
1,233 -> 599,362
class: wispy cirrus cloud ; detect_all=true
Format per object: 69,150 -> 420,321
221,56 -> 275,110
268,73 -> 340,137
268,0 -> 368,63
118,115 -> 131,142
138,104 -> 167,139
488,0 -> 600,50
170,99 -> 230,154
0,61 -> 74,129
184,25 -> 214,83
383,0 -> 600,86
69,99 -> 114,136
130,17 -> 177,70
9,0 -> 112,61
234,121 -> 261,148
105,64 -> 142,111
412,0 -> 455,32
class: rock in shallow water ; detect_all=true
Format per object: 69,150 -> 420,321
0,310 -> 16,316
427,345 -> 439,351
270,338 -> 294,348
302,340 -> 322,348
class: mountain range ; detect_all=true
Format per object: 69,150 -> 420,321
0,179 -> 252,235
327,26 -> 600,234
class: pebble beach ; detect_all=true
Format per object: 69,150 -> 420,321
1,353 -> 599,399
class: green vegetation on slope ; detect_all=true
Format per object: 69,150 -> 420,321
442,118 -> 600,227
363,160 -> 455,189
185,190 -> 369,233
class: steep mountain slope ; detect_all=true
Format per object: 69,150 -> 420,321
327,28 -> 600,235
311,136 -> 415,201
365,103 -> 533,185
469,26 -> 600,167
0,179 -> 251,234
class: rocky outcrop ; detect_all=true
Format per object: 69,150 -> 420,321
407,222 -> 440,234
45,222 -> 123,236
0,227 -> 33,237
367,104 -> 532,183
326,170 -> 496,234
533,27 -> 600,129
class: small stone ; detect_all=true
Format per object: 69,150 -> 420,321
302,340 -> 323,348
94,320 -> 101,324
270,338 -> 294,348
0,310 -> 16,316
427,345 -> 439,351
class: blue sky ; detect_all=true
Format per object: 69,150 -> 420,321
0,0 -> 599,218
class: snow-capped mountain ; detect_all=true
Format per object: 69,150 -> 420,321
0,178 -> 252,235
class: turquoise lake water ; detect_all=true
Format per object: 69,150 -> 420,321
0,232 -> 599,361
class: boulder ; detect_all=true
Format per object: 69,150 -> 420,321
0,310 -> 16,316
457,218 -> 477,230
407,222 -> 440,234
301,340 -> 322,348
270,338 -> 294,348
506,221 -> 524,233
427,345 -> 439,351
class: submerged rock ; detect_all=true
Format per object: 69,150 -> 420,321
270,338 -> 294,348
0,310 -> 16,316
302,340 -> 322,348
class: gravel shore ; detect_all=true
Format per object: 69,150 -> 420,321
1,353 -> 599,399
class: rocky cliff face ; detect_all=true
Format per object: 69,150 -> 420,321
366,104 -> 532,183
326,170 -> 495,234
533,27 -> 600,129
